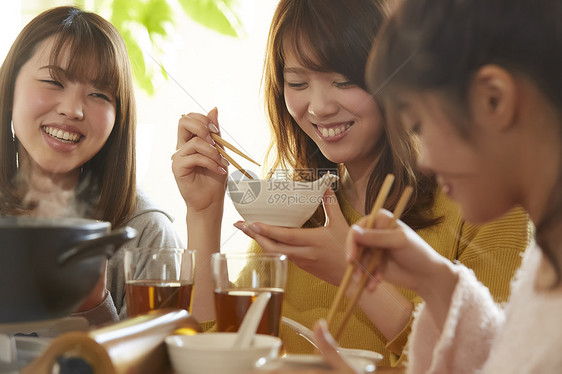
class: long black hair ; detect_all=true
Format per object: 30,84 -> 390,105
367,0 -> 562,285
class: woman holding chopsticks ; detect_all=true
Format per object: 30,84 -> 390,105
172,0 -> 529,366
282,0 -> 562,372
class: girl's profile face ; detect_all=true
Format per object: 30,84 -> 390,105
283,48 -> 384,172
398,91 -> 516,223
11,36 -> 116,177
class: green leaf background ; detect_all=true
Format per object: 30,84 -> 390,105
90,0 -> 242,94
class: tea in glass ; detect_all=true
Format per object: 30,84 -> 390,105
124,247 -> 196,317
211,253 -> 287,336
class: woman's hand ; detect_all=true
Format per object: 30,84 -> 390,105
172,107 -> 229,214
234,188 -> 350,285
348,212 -> 458,327
172,107 -> 229,321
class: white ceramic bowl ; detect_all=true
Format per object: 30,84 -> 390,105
339,348 -> 383,366
254,353 -> 378,373
165,332 -> 282,374
227,174 -> 339,227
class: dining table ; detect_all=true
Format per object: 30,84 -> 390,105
12,309 -> 408,374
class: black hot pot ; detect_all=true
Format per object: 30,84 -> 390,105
0,216 -> 136,323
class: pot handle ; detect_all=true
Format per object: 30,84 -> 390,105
57,227 -> 137,266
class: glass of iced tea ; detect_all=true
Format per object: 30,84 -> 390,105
211,252 -> 288,337
124,247 -> 196,317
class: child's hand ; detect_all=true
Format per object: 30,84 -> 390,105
347,212 -> 458,325
347,211 -> 444,295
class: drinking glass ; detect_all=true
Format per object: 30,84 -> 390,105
124,247 -> 196,317
211,252 -> 287,336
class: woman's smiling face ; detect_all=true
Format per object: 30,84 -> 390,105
12,36 -> 116,177
282,48 -> 384,172
398,90 -> 517,224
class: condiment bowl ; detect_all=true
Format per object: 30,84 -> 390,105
280,317 -> 383,366
339,348 -> 383,366
227,173 -> 338,227
165,332 -> 282,374
254,353 -> 377,373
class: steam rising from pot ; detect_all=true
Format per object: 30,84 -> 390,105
9,170 -> 98,219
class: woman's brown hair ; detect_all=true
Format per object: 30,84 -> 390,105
262,0 -> 438,229
0,6 -> 136,228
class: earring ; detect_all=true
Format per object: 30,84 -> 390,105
11,121 -> 19,168
10,120 -> 15,141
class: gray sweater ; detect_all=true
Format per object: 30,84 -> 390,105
73,190 -> 183,326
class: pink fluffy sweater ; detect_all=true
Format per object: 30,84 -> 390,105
406,242 -> 562,373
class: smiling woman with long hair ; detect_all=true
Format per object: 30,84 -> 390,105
172,0 -> 529,366
0,6 -> 181,325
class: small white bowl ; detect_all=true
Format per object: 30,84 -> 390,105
339,347 -> 383,366
165,332 -> 282,374
254,353 -> 378,373
227,174 -> 339,227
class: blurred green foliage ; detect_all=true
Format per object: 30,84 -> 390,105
93,0 -> 242,95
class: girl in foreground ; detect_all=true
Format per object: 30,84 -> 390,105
172,0 -> 528,366
0,6 -> 181,325
270,0 -> 561,372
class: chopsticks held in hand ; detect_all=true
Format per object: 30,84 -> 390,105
210,133 -> 260,180
326,174 -> 395,327
327,174 -> 413,340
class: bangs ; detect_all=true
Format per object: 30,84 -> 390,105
279,1 -> 371,89
281,19 -> 331,73
49,23 -> 120,95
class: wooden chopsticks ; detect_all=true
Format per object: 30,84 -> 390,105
327,174 -> 414,339
327,174 -> 395,327
210,133 -> 260,180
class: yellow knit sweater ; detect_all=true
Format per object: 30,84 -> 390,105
248,189 -> 530,367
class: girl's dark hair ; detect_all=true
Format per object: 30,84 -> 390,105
263,0 -> 439,229
367,0 -> 562,283
0,6 -> 136,227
